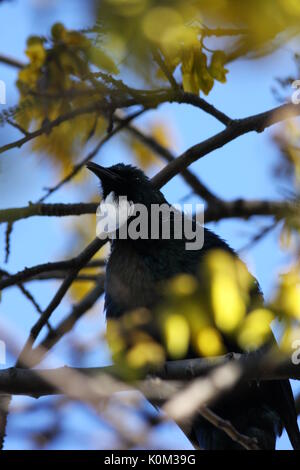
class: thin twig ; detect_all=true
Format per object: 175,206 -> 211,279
6,119 -> 29,136
0,54 -> 25,69
0,258 -> 105,290
171,91 -> 232,126
0,97 -> 139,156
238,222 -> 278,253
16,284 -> 43,316
0,104 -> 102,155
199,406 -> 260,450
152,47 -> 179,90
0,268 -> 52,331
37,278 -> 105,356
38,109 -> 145,203
91,72 -> 232,126
4,222 -> 13,263
17,237 -> 106,366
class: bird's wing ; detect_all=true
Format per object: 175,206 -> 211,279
277,379 -> 300,450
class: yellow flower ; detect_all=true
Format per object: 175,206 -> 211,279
237,309 -> 274,350
26,43 -> 46,68
209,51 -> 228,84
196,326 -> 225,357
163,312 -> 190,359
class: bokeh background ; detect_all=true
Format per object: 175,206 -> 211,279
0,0 -> 299,449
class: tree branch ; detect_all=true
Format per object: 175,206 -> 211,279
0,54 -> 25,69
0,87 -> 231,157
0,96 -> 140,156
38,109 -> 146,203
0,352 -> 299,398
36,278 -> 105,355
16,238 -> 106,366
0,197 -> 296,228
152,102 -> 300,189
0,104 -> 102,155
0,196 -> 297,293
86,73 -> 232,126
152,47 -> 179,90
0,268 -> 48,325
24,272 -> 102,282
0,202 -> 97,224
124,121 -> 221,203
0,259 -> 105,291
170,91 -> 232,126
205,198 -> 296,222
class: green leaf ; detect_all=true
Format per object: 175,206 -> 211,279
209,51 -> 228,84
195,52 -> 214,95
88,46 -> 119,74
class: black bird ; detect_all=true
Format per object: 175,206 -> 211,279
87,161 -> 300,450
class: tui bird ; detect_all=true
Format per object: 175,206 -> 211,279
87,161 -> 300,450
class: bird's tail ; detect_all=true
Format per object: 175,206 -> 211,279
0,395 -> 11,450
192,404 -> 282,450
277,380 -> 300,450
185,377 -> 300,450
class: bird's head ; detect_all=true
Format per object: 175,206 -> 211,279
87,162 -> 187,245
86,162 -> 165,207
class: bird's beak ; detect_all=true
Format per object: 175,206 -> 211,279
86,162 -> 123,184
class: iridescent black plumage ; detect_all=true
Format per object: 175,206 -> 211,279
87,162 -> 300,450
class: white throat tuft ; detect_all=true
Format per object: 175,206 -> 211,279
97,191 -> 134,236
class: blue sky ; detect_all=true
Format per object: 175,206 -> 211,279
0,0 -> 299,450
